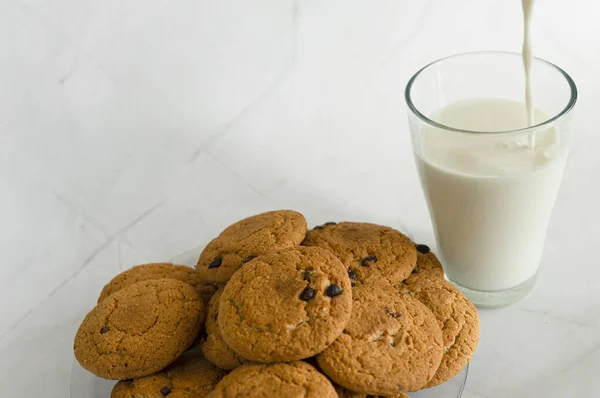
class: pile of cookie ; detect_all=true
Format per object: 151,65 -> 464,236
74,210 -> 480,397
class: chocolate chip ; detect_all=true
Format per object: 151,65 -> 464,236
313,225 -> 324,230
324,222 -> 337,226
385,306 -> 402,319
325,284 -> 343,297
208,256 -> 222,269
416,244 -> 430,254
303,268 -> 314,282
160,387 -> 172,396
100,326 -> 110,334
362,256 -> 377,266
241,256 -> 255,264
347,269 -> 358,281
411,268 -> 419,274
299,287 -> 315,301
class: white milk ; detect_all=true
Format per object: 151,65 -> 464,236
416,98 -> 567,291
522,0 -> 536,147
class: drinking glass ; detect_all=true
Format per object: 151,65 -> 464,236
405,51 -> 577,307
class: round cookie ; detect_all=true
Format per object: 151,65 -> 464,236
111,352 -> 226,397
206,361 -> 337,398
196,210 -> 307,284
302,222 -> 417,286
98,262 -> 218,304
74,279 -> 205,380
202,288 -> 247,370
219,246 -> 352,363
401,247 -> 445,287
399,276 -> 480,388
316,284 -> 443,395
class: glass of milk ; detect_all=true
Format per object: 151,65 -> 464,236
405,51 -> 577,307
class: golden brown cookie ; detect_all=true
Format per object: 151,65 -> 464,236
201,288 -> 247,370
302,222 -> 416,286
206,361 -> 337,398
399,276 -> 479,388
98,263 -> 218,304
111,352 -> 226,397
196,210 -> 307,284
74,279 -> 205,380
219,246 -> 352,363
317,284 -> 443,395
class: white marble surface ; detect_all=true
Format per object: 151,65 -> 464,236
1,0 -> 599,397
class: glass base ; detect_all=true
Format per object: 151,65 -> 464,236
447,272 -> 537,308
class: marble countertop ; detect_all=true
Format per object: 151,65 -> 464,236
1,0 -> 599,397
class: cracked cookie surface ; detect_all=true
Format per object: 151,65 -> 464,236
202,287 -> 248,370
316,284 -> 443,395
111,351 -> 225,397
302,222 -> 416,286
206,361 -> 337,398
196,210 -> 307,284
219,246 -> 352,362
399,276 -> 479,388
74,278 -> 205,380
98,263 -> 218,305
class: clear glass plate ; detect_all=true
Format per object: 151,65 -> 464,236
70,359 -> 468,398
410,364 -> 468,398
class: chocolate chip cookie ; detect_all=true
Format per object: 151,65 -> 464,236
317,284 -> 443,395
111,352 -> 226,397
400,276 -> 479,388
206,361 -> 337,398
74,279 -> 205,380
302,222 -> 416,286
202,287 -> 247,370
196,210 -> 307,284
98,263 -> 218,304
219,246 -> 352,362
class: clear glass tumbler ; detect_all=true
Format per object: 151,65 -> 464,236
405,51 -> 577,307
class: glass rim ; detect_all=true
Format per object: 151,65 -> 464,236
404,51 -> 578,135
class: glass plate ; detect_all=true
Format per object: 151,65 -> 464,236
70,359 -> 468,398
